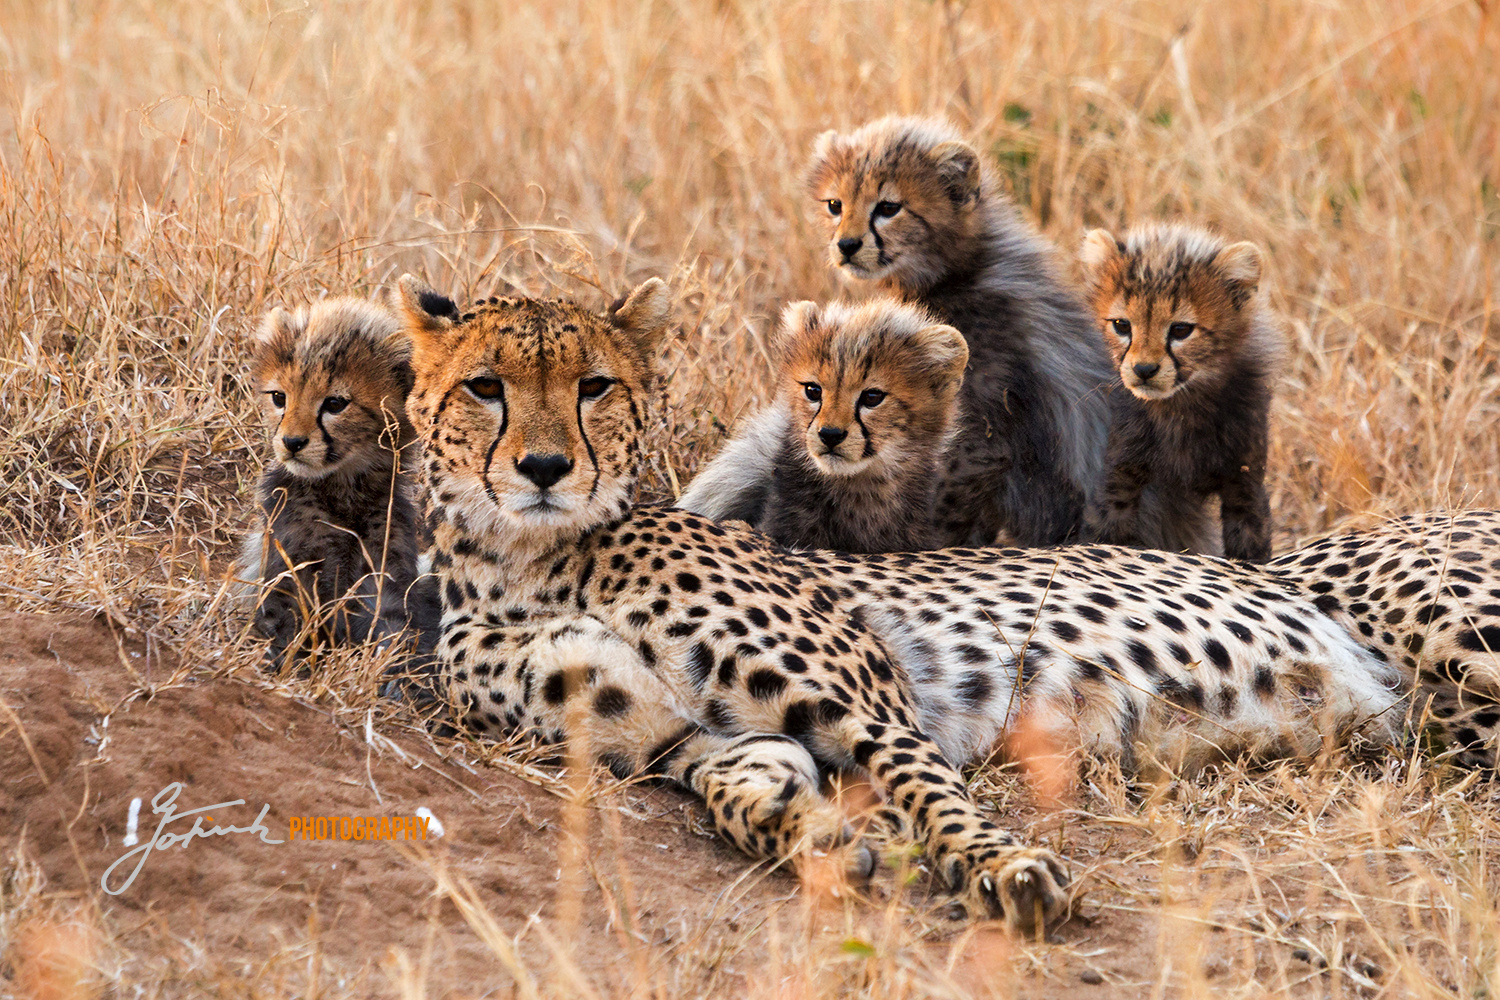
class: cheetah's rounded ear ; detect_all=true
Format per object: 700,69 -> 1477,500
1214,241 -> 1263,291
777,300 -> 820,352
396,274 -> 460,356
1079,229 -> 1122,274
915,324 -> 969,390
253,307 -> 295,350
608,277 -> 672,354
809,129 -> 840,163
929,140 -> 982,205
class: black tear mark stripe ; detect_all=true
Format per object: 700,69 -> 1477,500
868,210 -> 885,253
315,410 -> 339,464
580,384 -> 609,501
481,381 -> 509,510
853,401 -> 876,459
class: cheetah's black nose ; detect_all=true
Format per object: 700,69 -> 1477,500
516,453 -> 574,490
281,436 -> 309,455
818,427 -> 849,448
837,237 -> 863,259
1132,362 -> 1161,381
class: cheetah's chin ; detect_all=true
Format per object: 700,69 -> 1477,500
278,456 -> 337,480
836,258 -> 895,281
810,452 -> 875,478
1125,381 -> 1181,402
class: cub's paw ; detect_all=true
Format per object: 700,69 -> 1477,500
960,846 -> 1071,935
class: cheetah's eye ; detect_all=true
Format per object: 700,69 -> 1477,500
321,396 -> 349,414
465,377 -> 504,401
1110,318 -> 1132,338
803,383 -> 823,403
858,388 -> 887,408
873,201 -> 902,219
267,391 -> 286,409
1168,322 -> 1196,342
579,376 -> 615,400
825,199 -> 842,217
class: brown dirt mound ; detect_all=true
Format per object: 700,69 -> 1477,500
0,610 -> 801,995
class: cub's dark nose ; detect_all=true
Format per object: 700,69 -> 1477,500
281,436 -> 309,455
1132,362 -> 1161,381
516,453 -> 574,490
818,427 -> 849,448
837,237 -> 863,259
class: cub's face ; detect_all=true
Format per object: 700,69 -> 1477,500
777,299 -> 967,479
1080,228 -> 1263,401
806,118 -> 984,288
399,277 -> 670,546
250,299 -> 413,479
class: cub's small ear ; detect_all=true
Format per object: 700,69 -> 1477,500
396,274 -> 460,354
915,323 -> 970,386
929,140 -> 982,204
1215,241 -> 1263,291
1080,229 -> 1122,274
809,129 -> 841,164
608,277 -> 672,354
253,307 -> 296,350
777,300 -> 821,351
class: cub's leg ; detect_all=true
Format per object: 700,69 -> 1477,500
1218,465 -> 1272,562
441,616 -> 871,875
1087,432 -> 1153,547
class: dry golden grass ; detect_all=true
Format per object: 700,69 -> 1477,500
2,0 -> 1499,996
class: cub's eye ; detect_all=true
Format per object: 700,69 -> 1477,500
321,396 -> 349,414
578,376 -> 615,400
803,383 -> 823,403
267,391 -> 286,409
825,199 -> 842,217
858,388 -> 887,408
1168,322 -> 1196,342
873,201 -> 902,219
465,377 -> 504,401
1110,318 -> 1132,338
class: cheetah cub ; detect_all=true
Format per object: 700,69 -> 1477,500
1080,224 -> 1283,561
679,297 -> 968,552
238,297 -> 435,667
807,115 -> 1114,546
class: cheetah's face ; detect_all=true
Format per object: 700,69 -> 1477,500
1080,227 -> 1263,401
806,121 -> 984,288
250,299 -> 413,479
398,277 -> 671,543
776,298 -> 967,478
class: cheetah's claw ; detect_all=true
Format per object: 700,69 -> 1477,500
965,847 -> 1071,935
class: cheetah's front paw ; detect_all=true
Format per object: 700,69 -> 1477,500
694,736 -> 875,881
961,846 -> 1071,935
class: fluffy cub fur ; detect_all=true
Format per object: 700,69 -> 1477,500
806,115 -> 1113,546
1080,224 -> 1283,561
679,297 -> 968,552
238,297 -> 435,667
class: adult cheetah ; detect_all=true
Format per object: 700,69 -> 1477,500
395,274 -> 1493,932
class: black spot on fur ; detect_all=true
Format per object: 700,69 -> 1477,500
594,686 -> 632,718
688,642 -> 714,689
747,669 -> 788,700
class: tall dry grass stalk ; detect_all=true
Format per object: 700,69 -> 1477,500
1,0 -> 1498,996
